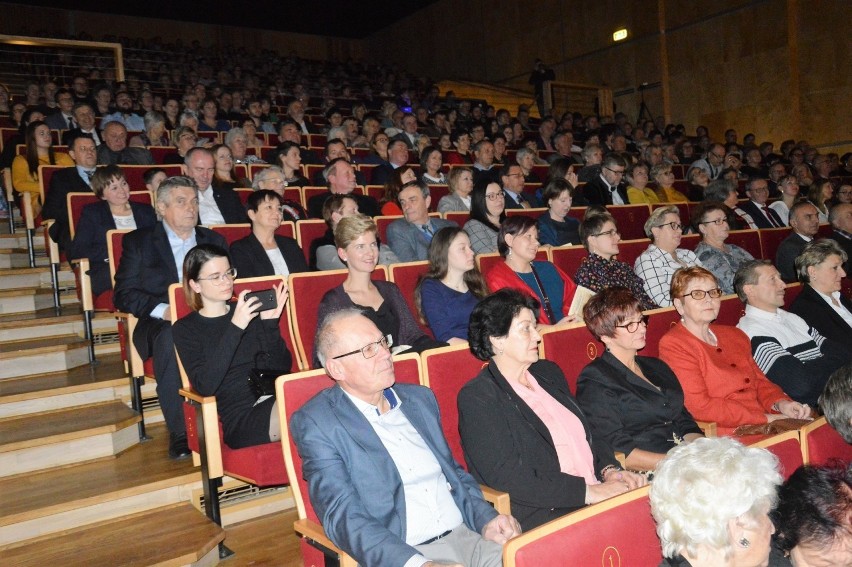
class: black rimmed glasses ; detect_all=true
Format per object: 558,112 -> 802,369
592,228 -> 620,238
700,217 -> 727,226
486,191 -> 505,201
615,315 -> 649,333
196,268 -> 237,285
332,335 -> 393,360
656,221 -> 683,231
604,166 -> 625,176
680,288 -> 723,300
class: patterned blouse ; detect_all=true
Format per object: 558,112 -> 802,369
694,242 -> 754,294
574,253 -> 658,310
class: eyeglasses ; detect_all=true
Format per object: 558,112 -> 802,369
655,221 -> 683,231
486,191 -> 505,201
615,315 -> 649,333
196,268 -> 237,284
604,167 -> 625,176
680,288 -> 723,300
710,153 -> 725,160
332,335 -> 393,360
592,228 -> 620,238
700,217 -> 727,226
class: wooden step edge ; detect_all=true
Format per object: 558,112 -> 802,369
0,287 -> 40,298
0,503 -> 224,566
0,335 -> 88,359
0,267 -> 51,275
0,376 -> 127,405
0,469 -> 201,528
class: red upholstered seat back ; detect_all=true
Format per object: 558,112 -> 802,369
614,239 -> 650,269
388,260 -> 433,337
68,191 -> 152,239
288,267 -> 387,368
784,283 -> 803,309
421,345 -> 488,468
247,163 -> 269,180
119,164 -> 182,190
550,245 -> 587,280
443,211 -> 470,226
505,207 -> 546,220
751,431 -> 803,480
759,227 -> 793,260
539,324 -> 601,395
505,487 -> 661,567
802,417 -> 852,466
642,306 -> 681,358
426,184 -> 449,212
295,219 -> 328,264
726,229 -> 761,259
608,204 -> 651,240
714,295 -> 745,326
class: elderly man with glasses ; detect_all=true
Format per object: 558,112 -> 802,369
291,309 -> 521,567
582,153 -> 630,206
689,143 -> 727,180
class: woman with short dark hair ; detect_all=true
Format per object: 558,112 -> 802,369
536,178 -> 580,246
458,289 -> 646,531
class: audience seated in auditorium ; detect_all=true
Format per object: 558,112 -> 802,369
769,174 -> 801,227
292,309 -> 520,567
100,91 -> 144,131
415,226 -> 488,343
692,202 -> 754,294
307,158 -> 380,219
225,127 -> 265,166
97,121 -> 154,166
386,180 -> 457,262
650,163 -> 688,203
459,289 -> 645,531
229,190 -> 309,279
438,167 -> 474,213
575,212 -> 657,310
734,259 -> 848,407
577,287 -> 703,472
576,143 -> 603,184
465,177 -> 506,255
828,203 -> 852,274
61,102 -> 102,146
69,165 -> 157,296
419,146 -> 447,185
378,165 -> 416,216
44,88 -> 76,131
634,206 -> 702,307
583,153 -> 628,206
807,178 -> 834,225
113,176 -> 228,460
129,111 -> 168,148
183,147 -> 246,225
11,120 -> 75,217
371,138 -> 410,186
536,178 -> 580,246
515,146 -> 541,185
485,216 -> 578,328
173,245 -> 290,449
651,437 -> 782,567
658,267 -> 810,435
788,240 -> 852,357
776,201 -> 821,282
625,161 -> 659,204
689,142 -> 727,180
819,364 -> 852,443
313,214 -> 444,367
445,129 -> 473,166
500,161 -> 535,209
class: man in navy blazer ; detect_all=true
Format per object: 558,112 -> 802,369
387,180 -> 457,262
41,134 -> 97,252
291,311 -> 520,567
582,153 -> 629,206
739,178 -> 784,229
114,176 -> 227,459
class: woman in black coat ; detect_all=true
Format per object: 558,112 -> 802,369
229,190 -> 309,279
458,289 -> 646,531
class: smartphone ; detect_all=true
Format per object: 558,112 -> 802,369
244,289 -> 277,312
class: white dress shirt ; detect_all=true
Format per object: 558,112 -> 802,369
197,186 -> 225,225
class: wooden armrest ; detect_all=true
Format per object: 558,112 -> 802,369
479,484 -> 511,516
2,168 -> 12,203
23,195 -> 35,230
72,258 -> 94,311
697,421 -> 717,437
614,452 -> 626,468
42,219 -> 61,264
293,519 -> 357,567
178,388 -> 217,405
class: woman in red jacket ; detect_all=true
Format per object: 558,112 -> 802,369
485,215 -> 578,328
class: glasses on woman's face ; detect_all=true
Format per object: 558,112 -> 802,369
700,217 -> 727,226
680,288 -> 723,300
592,228 -> 620,238
196,268 -> 237,285
486,191 -> 505,201
656,221 -> 683,232
332,334 -> 393,360
614,315 -> 649,333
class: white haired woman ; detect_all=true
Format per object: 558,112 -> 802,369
650,437 -> 782,567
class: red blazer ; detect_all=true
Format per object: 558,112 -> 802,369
485,260 -> 577,325
444,151 -> 472,165
658,323 -> 789,435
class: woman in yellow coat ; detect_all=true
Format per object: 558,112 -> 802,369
12,120 -> 74,217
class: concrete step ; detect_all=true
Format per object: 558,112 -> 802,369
0,353 -> 127,419
0,333 -> 90,379
0,265 -> 74,290
0,286 -> 78,316
0,400 -> 141,478
0,503 -> 225,567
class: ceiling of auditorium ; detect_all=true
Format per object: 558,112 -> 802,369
19,1 -> 438,39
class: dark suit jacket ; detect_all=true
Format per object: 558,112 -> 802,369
62,127 -> 102,146
789,284 -> 852,356
291,383 -> 497,567
458,359 -> 618,531
69,200 -> 157,295
45,111 -> 74,131
582,175 -> 629,206
576,352 -> 703,456
202,181 -> 248,224
229,232 -> 308,279
42,166 -> 89,252
307,191 -> 380,219
830,230 -> 852,275
739,200 -> 784,229
775,232 -> 810,282
385,217 -> 457,262
369,162 -> 396,186
97,145 -> 155,166
113,223 -> 227,358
